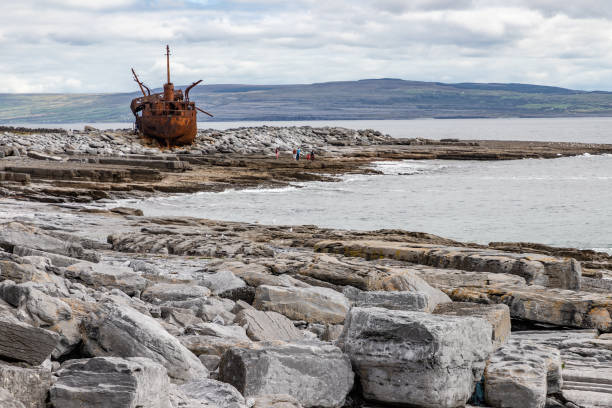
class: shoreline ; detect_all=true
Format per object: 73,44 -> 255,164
1,126 -> 612,407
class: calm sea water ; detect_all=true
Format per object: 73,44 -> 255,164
12,117 -> 612,144
119,153 -> 612,252
14,118 -> 612,250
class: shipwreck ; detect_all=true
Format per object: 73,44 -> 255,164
130,45 -> 212,147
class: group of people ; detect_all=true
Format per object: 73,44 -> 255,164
275,147 -> 315,161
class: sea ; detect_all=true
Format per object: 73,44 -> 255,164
13,117 -> 612,252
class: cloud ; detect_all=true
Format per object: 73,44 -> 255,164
3,0 -> 612,92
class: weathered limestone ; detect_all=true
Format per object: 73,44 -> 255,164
50,357 -> 171,408
253,394 -> 303,408
65,262 -> 147,296
253,285 -> 350,324
235,308 -> 303,341
0,281 -> 72,325
0,362 -> 53,408
199,270 -> 246,295
0,222 -> 94,261
338,307 -> 493,408
373,269 -> 452,309
415,267 -> 612,332
0,317 -> 59,365
0,388 -> 25,408
434,302 -> 511,349
484,340 -> 562,408
220,342 -> 354,408
351,289 -> 432,312
175,379 -> 247,408
315,240 -> 582,289
141,282 -> 210,303
83,301 -> 206,381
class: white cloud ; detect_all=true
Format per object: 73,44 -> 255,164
2,0 -> 612,92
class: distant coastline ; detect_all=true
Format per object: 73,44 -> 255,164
3,78 -> 612,123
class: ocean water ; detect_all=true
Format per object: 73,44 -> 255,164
11,117 -> 612,143
122,153 -> 612,252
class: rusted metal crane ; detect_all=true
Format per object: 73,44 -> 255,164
130,45 -> 213,147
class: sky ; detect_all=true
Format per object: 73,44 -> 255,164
3,0 -> 612,93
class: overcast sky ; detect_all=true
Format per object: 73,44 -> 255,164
3,0 -> 612,93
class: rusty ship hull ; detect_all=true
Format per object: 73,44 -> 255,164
130,45 -> 211,147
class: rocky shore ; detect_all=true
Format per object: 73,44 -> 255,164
0,126 -> 611,408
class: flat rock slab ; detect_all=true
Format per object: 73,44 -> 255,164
0,362 -> 53,408
434,302 -> 511,348
415,267 -> 612,332
141,282 -> 210,303
315,240 -> 581,289
0,317 -> 59,365
50,357 -> 170,408
65,262 -> 147,296
352,290 -> 432,312
219,342 -> 354,408
253,394 -> 302,408
253,285 -> 350,324
338,307 -> 493,408
83,301 -> 206,381
484,340 -> 562,408
235,308 -> 303,341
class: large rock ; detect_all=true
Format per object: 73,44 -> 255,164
484,340 -> 562,408
434,302 -> 511,349
315,240 -> 582,289
351,290 -> 433,312
83,301 -> 206,381
50,357 -> 170,408
141,282 -> 210,303
235,308 -> 303,341
0,281 -> 72,325
0,317 -> 59,365
338,307 -> 493,408
199,270 -> 246,295
220,342 -> 354,408
65,262 -> 147,296
373,270 -> 452,309
253,285 -> 350,324
0,361 -> 53,408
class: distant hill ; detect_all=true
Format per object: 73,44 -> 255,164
2,78 -> 612,123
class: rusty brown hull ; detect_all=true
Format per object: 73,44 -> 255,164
137,111 -> 197,146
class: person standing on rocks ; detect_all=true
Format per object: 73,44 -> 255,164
275,147 -> 279,159
292,148 -> 296,160
310,150 -> 315,161
296,147 -> 301,161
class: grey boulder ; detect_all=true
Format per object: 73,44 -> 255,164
0,361 -> 53,408
50,357 -> 171,408
65,262 -> 147,296
174,379 -> 247,408
253,285 -> 350,324
235,308 -> 302,341
351,290 -> 432,312
220,342 -> 354,408
199,270 -> 246,295
0,317 -> 60,365
142,282 -> 210,304
338,307 -> 493,408
83,301 -> 206,381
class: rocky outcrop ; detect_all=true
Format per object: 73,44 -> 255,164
338,307 -> 493,408
82,301 -> 206,381
64,262 -> 146,296
315,240 -> 582,289
219,342 -> 354,408
253,285 -> 350,324
173,379 -> 247,408
50,357 -> 171,408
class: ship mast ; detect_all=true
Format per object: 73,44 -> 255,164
166,45 -> 171,85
